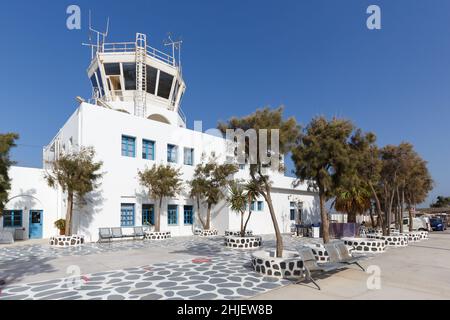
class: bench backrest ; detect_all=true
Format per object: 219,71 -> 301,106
111,227 -> 123,237
335,242 -> 352,260
324,243 -> 341,263
133,226 -> 144,236
299,248 -> 320,270
99,228 -> 111,238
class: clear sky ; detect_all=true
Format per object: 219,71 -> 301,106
0,0 -> 449,206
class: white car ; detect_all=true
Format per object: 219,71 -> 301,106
390,217 -> 431,231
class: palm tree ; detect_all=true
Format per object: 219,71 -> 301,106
0,133 -> 18,213
243,179 -> 263,235
334,186 -> 372,223
227,182 -> 247,236
45,147 -> 103,235
138,164 -> 183,232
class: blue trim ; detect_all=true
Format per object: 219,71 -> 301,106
290,208 -> 296,221
2,210 -> 22,227
142,204 -> 154,225
167,205 -> 178,225
29,210 -> 43,239
142,139 -> 155,160
121,203 -> 135,227
121,135 -> 136,157
183,205 -> 194,225
167,144 -> 178,163
257,201 -> 264,211
183,147 -> 194,166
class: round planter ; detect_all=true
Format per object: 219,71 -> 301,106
418,231 -> 429,240
144,231 -> 171,240
224,230 -> 253,237
401,231 -> 422,242
49,235 -> 84,247
366,233 -> 408,247
224,235 -> 261,249
342,237 -> 386,253
304,243 -> 329,263
251,250 -> 304,278
194,229 -> 218,237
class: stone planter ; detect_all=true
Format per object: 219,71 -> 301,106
401,231 -> 422,242
251,250 -> 304,278
224,230 -> 253,237
49,235 -> 84,247
304,243 -> 329,263
224,235 -> 261,249
194,229 -> 218,237
144,231 -> 171,240
418,231 -> 429,240
342,237 -> 386,253
366,233 -> 408,247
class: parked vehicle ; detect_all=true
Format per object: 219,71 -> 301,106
391,217 -> 431,231
430,218 -> 445,231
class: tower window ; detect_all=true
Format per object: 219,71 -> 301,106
157,71 -> 174,99
123,63 -> 136,90
104,63 -> 121,75
146,65 -> 158,95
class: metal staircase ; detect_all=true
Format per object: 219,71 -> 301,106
134,33 -> 147,117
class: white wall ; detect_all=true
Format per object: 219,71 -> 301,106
2,166 -> 59,239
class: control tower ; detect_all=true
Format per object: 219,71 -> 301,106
86,33 -> 187,127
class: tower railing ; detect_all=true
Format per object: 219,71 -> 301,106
101,42 -> 176,66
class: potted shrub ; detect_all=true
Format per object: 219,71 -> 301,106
54,219 -> 66,235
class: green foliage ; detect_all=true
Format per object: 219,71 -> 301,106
430,196 -> 450,208
54,219 -> 66,230
0,133 -> 19,213
138,164 -> 183,203
227,181 -> 247,214
45,147 -> 103,198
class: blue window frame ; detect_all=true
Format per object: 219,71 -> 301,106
142,139 -> 155,160
184,147 -> 194,166
142,204 -> 154,225
257,201 -> 264,211
121,204 -> 135,227
167,144 -> 178,163
2,210 -> 22,227
250,201 -> 256,211
183,205 -> 194,225
290,209 -> 296,221
121,135 -> 135,157
239,164 -> 245,170
168,205 -> 178,225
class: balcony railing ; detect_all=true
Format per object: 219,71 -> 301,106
101,42 -> 176,66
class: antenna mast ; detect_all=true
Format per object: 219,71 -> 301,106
164,33 -> 183,73
82,11 -> 110,59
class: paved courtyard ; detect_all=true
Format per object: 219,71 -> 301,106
1,232 -> 449,300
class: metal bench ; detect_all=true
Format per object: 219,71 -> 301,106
98,228 -> 113,243
297,247 -> 346,290
325,241 -> 365,271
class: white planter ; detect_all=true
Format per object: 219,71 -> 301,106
49,235 -> 84,247
342,237 -> 386,253
224,235 -> 261,249
251,250 -> 304,278
194,229 -> 218,237
144,231 -> 171,240
366,233 -> 408,247
418,231 -> 429,240
401,231 -> 422,242
224,230 -> 253,237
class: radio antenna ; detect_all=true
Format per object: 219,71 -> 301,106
164,33 -> 183,72
82,11 -> 110,59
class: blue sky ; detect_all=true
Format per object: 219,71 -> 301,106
0,0 -> 449,206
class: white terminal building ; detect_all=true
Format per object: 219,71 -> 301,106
2,33 -> 320,242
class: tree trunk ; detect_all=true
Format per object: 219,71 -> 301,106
240,211 -> 244,237
155,197 -> 162,232
319,190 -> 330,243
399,188 -> 405,233
196,196 -> 207,229
368,182 -> 382,229
205,203 -> 212,230
65,192 -> 74,236
369,204 -> 375,227
347,212 -> 356,223
243,210 -> 252,235
408,207 -> 413,232
261,183 -> 283,257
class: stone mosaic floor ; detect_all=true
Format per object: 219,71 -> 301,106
0,235 -> 328,300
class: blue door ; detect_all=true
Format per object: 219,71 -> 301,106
29,210 -> 43,239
